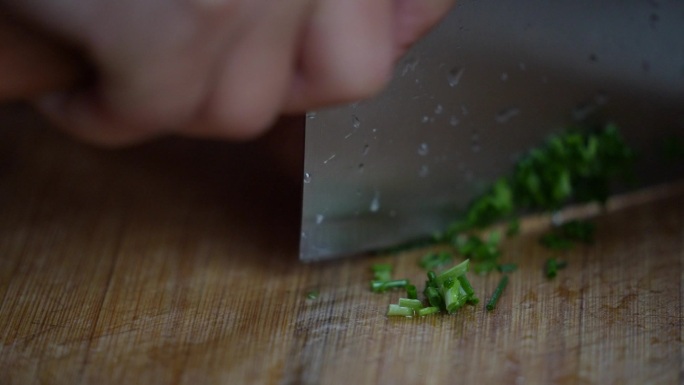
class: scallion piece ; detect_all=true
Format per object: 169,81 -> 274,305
419,251 -> 453,270
417,306 -> 440,317
486,275 -> 509,311
371,263 -> 393,272
497,263 -> 518,273
442,280 -> 464,313
545,258 -> 567,278
427,271 -> 438,286
387,304 -> 413,317
306,290 -> 319,300
457,275 -> 476,300
371,279 -> 410,293
425,286 -> 443,308
435,259 -> 469,287
406,284 -> 418,299
371,263 -> 393,281
398,298 -> 423,310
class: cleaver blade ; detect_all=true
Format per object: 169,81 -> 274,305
299,0 -> 684,261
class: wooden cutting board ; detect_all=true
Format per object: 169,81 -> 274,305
0,106 -> 682,385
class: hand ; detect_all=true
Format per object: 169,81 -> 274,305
2,0 -> 455,146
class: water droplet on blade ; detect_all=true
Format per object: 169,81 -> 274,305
419,165 -> 430,178
323,154 -> 336,164
401,56 -> 419,76
495,108 -> 520,123
418,143 -> 429,156
448,66 -> 465,87
434,104 -> 444,114
369,192 -> 381,213
316,214 -> 324,224
352,115 -> 361,128
362,144 -> 370,156
303,172 -> 312,183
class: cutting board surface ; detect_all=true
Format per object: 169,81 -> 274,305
0,107 -> 682,385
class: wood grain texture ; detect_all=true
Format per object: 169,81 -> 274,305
0,106 -> 682,385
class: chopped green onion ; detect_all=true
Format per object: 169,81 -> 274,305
427,270 -> 437,283
442,280 -> 464,313
371,263 -> 393,281
486,275 -> 509,311
559,220 -> 595,244
419,251 -> 454,270
506,219 -> 521,237
540,233 -> 574,250
434,259 -> 470,287
457,275 -> 476,300
425,286 -> 443,308
453,235 -> 501,274
417,307 -> 440,317
497,263 -> 518,273
371,263 -> 393,272
306,290 -> 319,300
398,298 -> 423,310
545,258 -> 567,278
444,124 -> 634,238
387,304 -> 413,317
406,284 -> 418,299
371,279 -> 410,293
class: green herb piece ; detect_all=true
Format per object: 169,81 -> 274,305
486,275 -> 509,311
427,271 -> 438,287
426,259 -> 478,313
371,263 -> 393,282
540,233 -> 575,250
387,304 -> 414,317
371,279 -> 410,293
453,235 -> 502,274
541,220 -> 595,250
558,220 -> 595,244
497,263 -> 518,273
306,290 -> 319,300
424,286 -> 443,308
545,258 -> 568,279
434,259 -> 470,287
506,219 -> 521,237
444,124 -> 634,240
419,251 -> 454,270
442,280 -> 465,313
464,179 -> 515,231
457,275 -> 477,304
417,306 -> 440,317
398,298 -> 424,310
511,124 -> 634,210
406,284 -> 418,299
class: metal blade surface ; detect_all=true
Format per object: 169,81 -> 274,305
300,0 -> 684,261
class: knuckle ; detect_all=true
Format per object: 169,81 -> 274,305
207,101 -> 277,140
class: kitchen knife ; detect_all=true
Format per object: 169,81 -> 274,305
300,0 -> 684,261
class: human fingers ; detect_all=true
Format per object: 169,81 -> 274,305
392,0 -> 456,57
185,0 -> 314,140
283,0 -> 395,113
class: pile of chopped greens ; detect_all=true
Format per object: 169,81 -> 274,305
540,220 -> 595,250
375,123 -> 636,316
438,124 -> 633,275
384,260 -> 479,317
